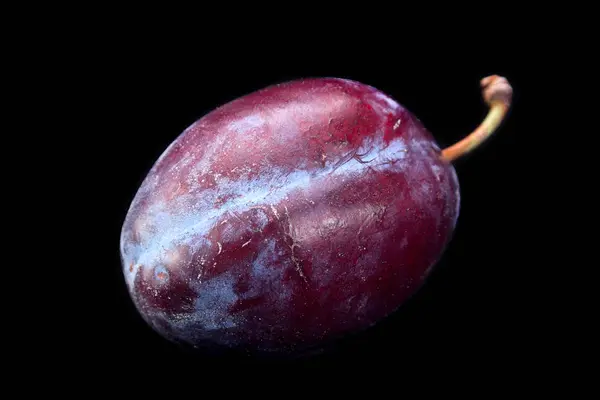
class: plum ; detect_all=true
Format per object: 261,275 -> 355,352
120,75 -> 512,354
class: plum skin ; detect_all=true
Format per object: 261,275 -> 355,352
120,77 -> 460,354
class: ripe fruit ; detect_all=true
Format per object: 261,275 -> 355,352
120,75 -> 512,354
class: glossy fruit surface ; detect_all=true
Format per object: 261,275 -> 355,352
120,78 -> 461,353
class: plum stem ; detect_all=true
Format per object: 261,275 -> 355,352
440,75 -> 513,163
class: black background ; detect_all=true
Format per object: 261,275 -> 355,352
54,33 -> 548,383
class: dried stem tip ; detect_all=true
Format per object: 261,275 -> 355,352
440,75 -> 513,163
